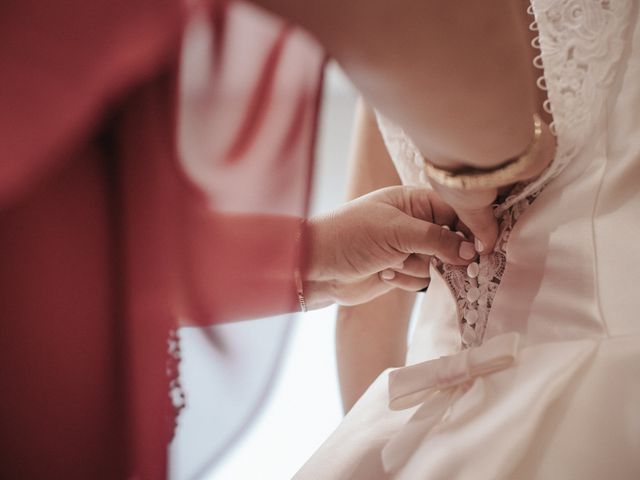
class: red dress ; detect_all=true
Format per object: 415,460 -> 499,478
0,1 -> 324,477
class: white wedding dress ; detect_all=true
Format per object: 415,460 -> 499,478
296,1 -> 640,478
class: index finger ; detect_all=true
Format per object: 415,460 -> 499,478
397,217 -> 477,265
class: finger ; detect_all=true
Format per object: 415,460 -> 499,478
429,182 -> 499,254
443,225 -> 470,241
453,205 -> 498,254
380,270 -> 430,292
403,187 -> 457,228
427,191 -> 459,227
334,275 -> 394,306
394,253 -> 430,278
453,221 -> 473,240
394,217 -> 476,265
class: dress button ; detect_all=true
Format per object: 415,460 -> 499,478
464,309 -> 479,325
466,287 -> 481,303
467,262 -> 480,278
462,324 -> 477,346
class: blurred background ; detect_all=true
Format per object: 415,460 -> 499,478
170,65 -> 359,480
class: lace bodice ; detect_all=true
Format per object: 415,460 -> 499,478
377,0 -> 633,348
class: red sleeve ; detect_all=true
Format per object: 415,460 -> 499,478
0,2 -> 325,478
0,0 -> 184,206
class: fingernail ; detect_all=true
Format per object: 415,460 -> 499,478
442,225 -> 451,231
474,238 -> 484,253
455,231 -> 466,239
459,242 -> 476,260
381,269 -> 396,280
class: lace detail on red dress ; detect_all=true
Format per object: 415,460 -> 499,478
167,329 -> 186,437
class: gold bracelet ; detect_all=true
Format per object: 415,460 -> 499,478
294,220 -> 308,313
294,268 -> 308,313
423,113 -> 543,190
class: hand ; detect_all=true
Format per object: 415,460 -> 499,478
303,186 -> 476,308
430,120 -> 557,253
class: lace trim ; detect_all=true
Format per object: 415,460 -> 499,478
167,328 -> 187,436
376,0 -> 632,348
498,0 -> 633,215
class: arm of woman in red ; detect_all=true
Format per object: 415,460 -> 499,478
180,190 -> 474,324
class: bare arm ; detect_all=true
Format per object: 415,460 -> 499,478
249,0 -> 535,169
250,0 -> 555,252
336,100 -> 416,413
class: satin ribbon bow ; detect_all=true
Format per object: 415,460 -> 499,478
381,332 -> 520,474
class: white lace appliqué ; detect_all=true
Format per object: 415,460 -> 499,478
377,0 -> 632,348
167,328 -> 187,436
510,0 -> 633,210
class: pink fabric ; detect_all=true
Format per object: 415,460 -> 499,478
0,1 -> 325,478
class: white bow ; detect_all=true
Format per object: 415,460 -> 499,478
381,332 -> 520,474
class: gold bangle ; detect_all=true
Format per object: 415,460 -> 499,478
423,113 -> 543,190
294,220 -> 308,313
294,268 -> 308,313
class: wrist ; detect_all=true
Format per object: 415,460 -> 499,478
301,280 -> 336,310
303,214 -> 337,283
